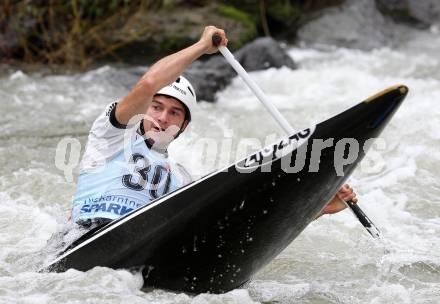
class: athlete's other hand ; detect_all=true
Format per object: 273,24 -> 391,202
199,25 -> 228,54
316,184 -> 358,218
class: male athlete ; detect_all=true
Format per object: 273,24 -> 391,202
70,26 -> 357,229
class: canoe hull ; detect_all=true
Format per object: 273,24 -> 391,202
46,85 -> 408,294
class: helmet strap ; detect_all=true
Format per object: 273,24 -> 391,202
174,120 -> 189,139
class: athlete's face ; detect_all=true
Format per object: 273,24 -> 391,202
143,95 -> 188,145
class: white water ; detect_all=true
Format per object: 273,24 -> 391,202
1,15 -> 440,304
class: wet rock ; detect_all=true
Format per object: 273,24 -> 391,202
297,0 -> 409,50
116,37 -> 296,102
234,37 -> 297,72
185,57 -> 236,103
375,0 -> 440,28
186,37 -> 297,102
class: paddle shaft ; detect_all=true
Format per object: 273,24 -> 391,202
212,37 -> 295,135
212,35 -> 381,239
345,200 -> 381,238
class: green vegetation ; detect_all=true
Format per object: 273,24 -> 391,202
267,2 -> 302,26
217,4 -> 257,49
218,4 -> 256,29
1,0 -> 161,69
0,0 -> 345,70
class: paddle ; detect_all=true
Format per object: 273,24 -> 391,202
212,35 -> 382,239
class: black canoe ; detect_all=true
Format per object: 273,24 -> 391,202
45,85 -> 408,293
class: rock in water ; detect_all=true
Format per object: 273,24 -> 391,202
234,37 -> 297,72
376,0 -> 440,28
115,37 -> 296,102
297,0 -> 412,50
186,37 -> 297,102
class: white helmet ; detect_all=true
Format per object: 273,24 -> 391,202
155,75 -> 197,121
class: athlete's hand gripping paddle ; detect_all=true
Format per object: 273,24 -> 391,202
212,35 -> 382,239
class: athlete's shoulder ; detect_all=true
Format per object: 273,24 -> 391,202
90,102 -> 127,137
80,102 -> 140,172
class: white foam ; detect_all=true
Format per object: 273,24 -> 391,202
1,18 -> 440,304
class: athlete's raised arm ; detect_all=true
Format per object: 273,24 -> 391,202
115,26 -> 228,125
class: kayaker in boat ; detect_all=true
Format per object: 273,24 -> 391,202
69,25 -> 357,229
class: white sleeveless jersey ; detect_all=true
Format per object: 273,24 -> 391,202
72,102 -> 192,222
